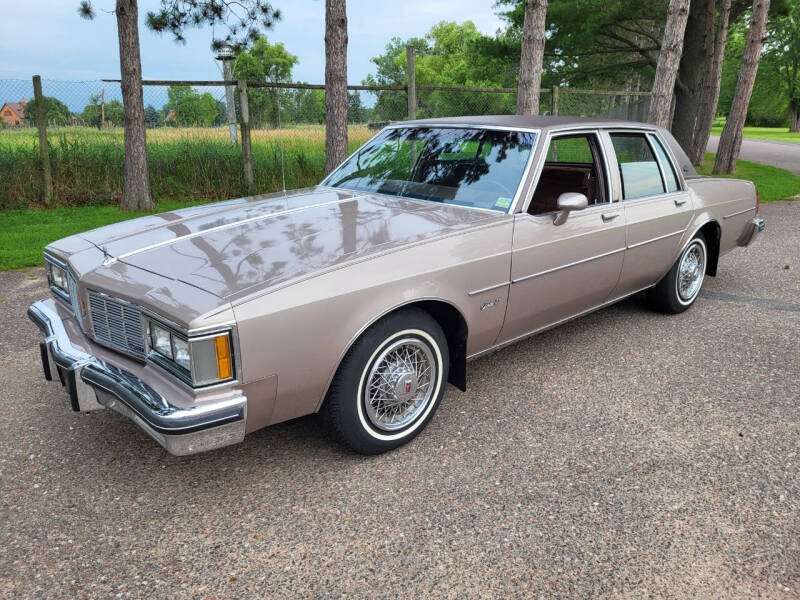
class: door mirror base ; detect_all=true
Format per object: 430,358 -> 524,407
553,193 -> 589,226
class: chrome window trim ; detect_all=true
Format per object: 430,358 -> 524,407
518,128 -> 616,216
511,246 -> 626,284
647,132 -> 682,194
320,124 -> 541,216
606,130 -> 668,200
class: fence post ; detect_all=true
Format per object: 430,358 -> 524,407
32,75 -> 53,206
551,85 -> 560,116
237,79 -> 254,190
407,45 -> 417,120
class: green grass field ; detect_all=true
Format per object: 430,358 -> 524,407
710,124 -> 800,144
0,125 -> 373,210
2,152 -> 798,271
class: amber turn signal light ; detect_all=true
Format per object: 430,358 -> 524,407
215,335 -> 232,380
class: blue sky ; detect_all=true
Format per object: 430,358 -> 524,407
0,0 -> 504,84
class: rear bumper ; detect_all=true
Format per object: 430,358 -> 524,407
737,217 -> 765,247
27,299 -> 246,456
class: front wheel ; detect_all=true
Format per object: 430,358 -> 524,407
320,308 -> 449,454
648,233 -> 707,314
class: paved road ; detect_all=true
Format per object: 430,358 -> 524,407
1,202 -> 798,598
708,136 -> 800,175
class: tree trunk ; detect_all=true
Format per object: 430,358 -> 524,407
649,0 -> 691,128
713,0 -> 771,174
791,102 -> 800,133
516,0 -> 549,116
116,0 -> 153,211
691,0 -> 732,165
324,0 -> 348,175
672,0 -> 714,153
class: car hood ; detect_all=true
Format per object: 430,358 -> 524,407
68,187 -> 504,301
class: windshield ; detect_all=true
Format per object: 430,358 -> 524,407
325,127 -> 537,213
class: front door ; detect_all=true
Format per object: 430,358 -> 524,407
496,131 -> 626,345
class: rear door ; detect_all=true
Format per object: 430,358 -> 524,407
603,130 -> 694,298
496,130 -> 626,344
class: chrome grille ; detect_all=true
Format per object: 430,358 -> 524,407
88,291 -> 146,359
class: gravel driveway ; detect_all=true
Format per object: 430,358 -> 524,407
1,201 -> 798,599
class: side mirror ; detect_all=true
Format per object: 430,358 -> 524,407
553,193 -> 588,226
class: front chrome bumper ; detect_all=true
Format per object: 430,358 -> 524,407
27,299 -> 247,456
737,216 -> 765,247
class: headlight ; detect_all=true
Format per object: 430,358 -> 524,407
48,262 -> 69,293
147,319 -> 234,387
151,323 -> 173,358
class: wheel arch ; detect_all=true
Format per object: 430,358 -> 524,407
316,297 -> 469,412
696,220 -> 721,276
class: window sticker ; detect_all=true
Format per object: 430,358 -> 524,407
494,197 -> 512,210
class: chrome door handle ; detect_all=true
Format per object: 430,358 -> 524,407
601,211 -> 621,222
674,198 -> 688,206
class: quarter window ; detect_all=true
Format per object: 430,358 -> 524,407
610,133 -> 665,200
648,134 -> 679,193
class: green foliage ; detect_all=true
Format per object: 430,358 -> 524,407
763,1 -> 800,127
80,94 -> 124,128
233,36 -> 298,127
143,1 -> 281,50
164,86 -> 220,126
364,22 -> 518,121
24,96 -> 72,126
719,16 -> 792,128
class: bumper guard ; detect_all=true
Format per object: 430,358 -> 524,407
27,300 -> 246,456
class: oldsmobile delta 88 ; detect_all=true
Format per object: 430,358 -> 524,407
28,116 -> 765,455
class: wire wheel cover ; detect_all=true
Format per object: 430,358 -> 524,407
364,337 -> 437,431
678,241 -> 705,301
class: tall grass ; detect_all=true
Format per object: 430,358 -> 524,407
0,125 -> 373,209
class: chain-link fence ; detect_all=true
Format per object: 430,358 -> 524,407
0,77 -> 652,208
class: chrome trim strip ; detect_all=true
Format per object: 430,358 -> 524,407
107,195 -> 367,264
626,228 -> 686,250
467,284 -> 655,360
467,281 -> 510,296
723,206 -> 756,219
511,247 -> 626,284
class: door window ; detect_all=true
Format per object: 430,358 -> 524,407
610,133 -> 665,200
529,133 -> 607,215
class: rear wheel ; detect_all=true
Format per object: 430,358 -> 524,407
320,308 -> 449,454
648,233 -> 707,314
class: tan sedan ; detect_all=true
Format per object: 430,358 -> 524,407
29,116 -> 764,455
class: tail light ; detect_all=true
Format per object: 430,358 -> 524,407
755,188 -> 760,215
